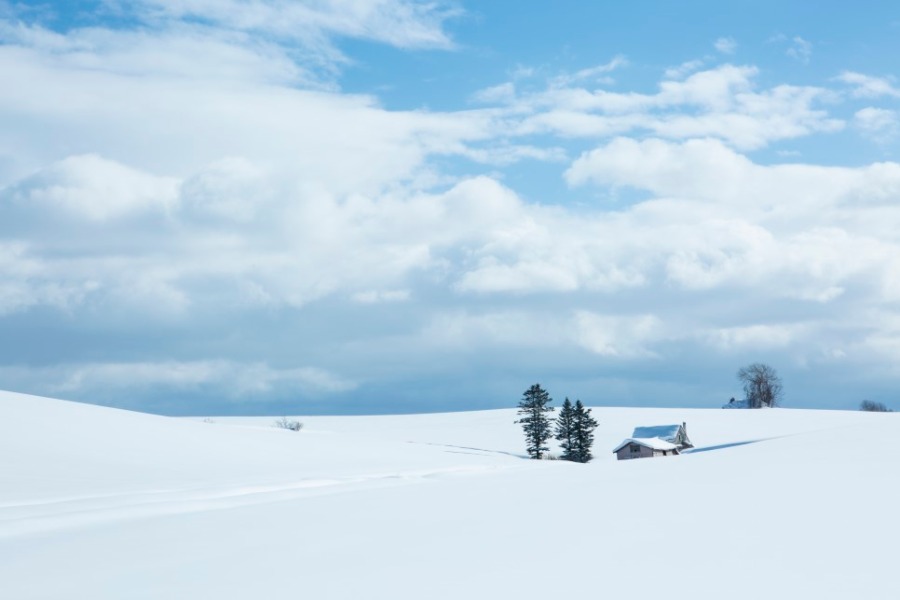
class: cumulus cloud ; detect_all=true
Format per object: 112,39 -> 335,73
714,37 -> 737,55
565,137 -> 900,211
484,64 -> 842,150
5,135 -> 900,396
3,3 -> 900,411
565,137 -> 900,303
4,154 -> 178,221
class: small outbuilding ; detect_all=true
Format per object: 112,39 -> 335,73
723,397 -> 751,409
613,422 -> 693,460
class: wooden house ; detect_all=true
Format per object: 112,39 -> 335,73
613,422 -> 693,460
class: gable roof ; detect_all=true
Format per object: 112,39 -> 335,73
631,424 -> 683,442
612,437 -> 679,453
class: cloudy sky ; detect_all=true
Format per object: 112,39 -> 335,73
2,0 -> 900,414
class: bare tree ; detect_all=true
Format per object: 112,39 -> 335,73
860,400 -> 892,412
737,363 -> 783,408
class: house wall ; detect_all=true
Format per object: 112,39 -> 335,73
616,445 -> 679,460
674,427 -> 692,449
616,444 -> 655,460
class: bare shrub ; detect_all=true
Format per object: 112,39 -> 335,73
274,417 -> 303,431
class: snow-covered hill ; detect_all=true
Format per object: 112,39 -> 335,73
1,389 -> 898,599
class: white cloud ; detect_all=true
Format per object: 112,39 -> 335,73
0,32 -> 501,193
453,217 -> 647,295
549,55 -> 628,88
98,0 -> 461,87
0,1 -> 462,94
786,36 -> 812,64
4,4 -> 900,408
564,137 -> 900,211
6,137 -> 900,334
179,157 -> 272,223
0,20 -> 310,85
508,64 -> 535,80
459,143 -> 568,166
501,65 -> 842,150
664,59 -> 705,80
573,311 -> 662,357
565,137 -> 900,303
853,107 -> 900,144
714,37 -> 737,54
352,289 -> 410,304
8,360 -> 356,399
419,310 -> 568,350
837,72 -> 900,99
417,309 -> 663,360
128,0 -> 460,50
5,154 -> 179,221
0,242 -> 102,315
703,323 -> 808,350
471,82 -> 516,104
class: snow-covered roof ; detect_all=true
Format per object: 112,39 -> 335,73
723,399 -> 751,409
612,437 -> 679,453
631,424 -> 683,442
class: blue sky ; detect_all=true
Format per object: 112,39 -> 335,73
1,0 -> 900,414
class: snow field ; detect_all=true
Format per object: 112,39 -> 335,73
1,390 -> 898,599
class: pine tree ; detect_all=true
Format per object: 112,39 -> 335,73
516,383 -> 555,459
555,397 -> 577,461
571,400 -> 598,463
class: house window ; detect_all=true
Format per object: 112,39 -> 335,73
630,444 -> 641,453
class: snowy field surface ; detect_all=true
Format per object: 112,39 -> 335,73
2,389 -> 899,599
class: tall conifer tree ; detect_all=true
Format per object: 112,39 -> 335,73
571,400 -> 598,463
555,397 -> 577,461
516,384 -> 555,459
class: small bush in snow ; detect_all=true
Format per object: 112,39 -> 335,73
274,417 -> 303,431
860,400 -> 892,412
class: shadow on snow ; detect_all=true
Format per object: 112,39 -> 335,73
683,438 -> 773,454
